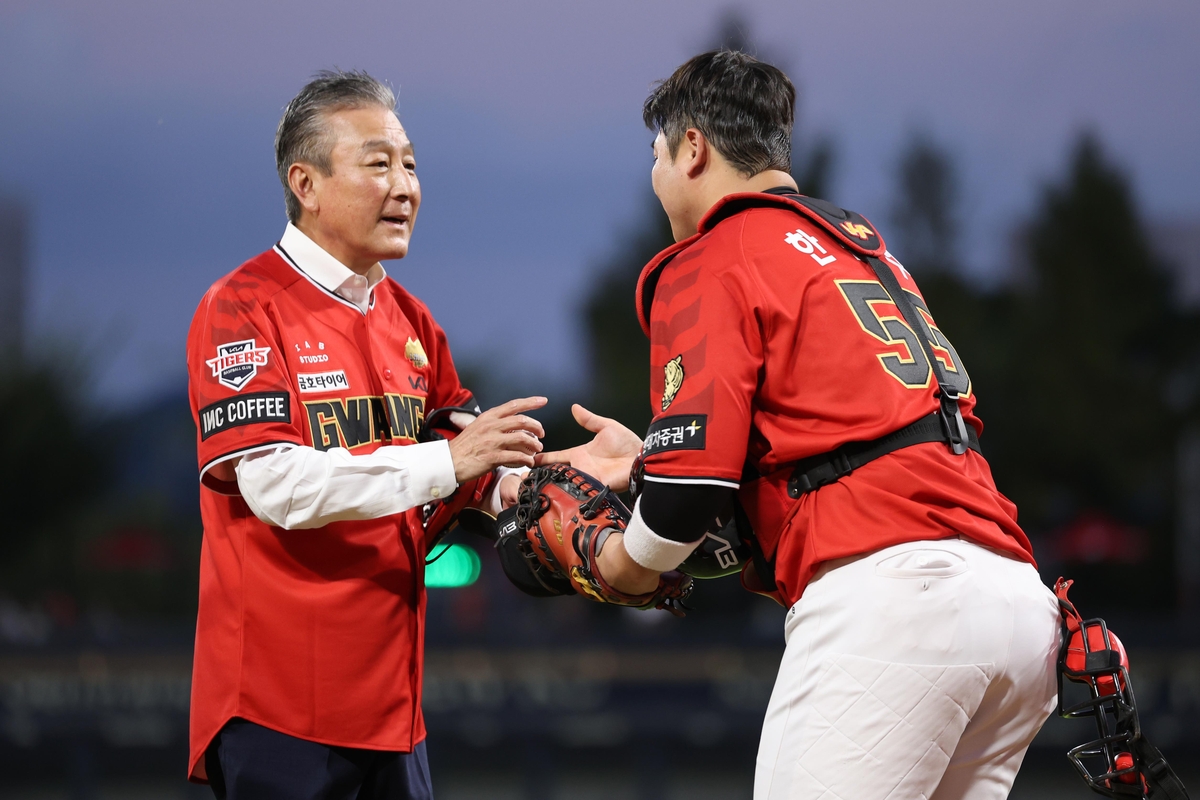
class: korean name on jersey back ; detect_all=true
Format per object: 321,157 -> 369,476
205,339 -> 271,391
642,414 -> 708,457
199,392 -> 291,440
297,370 -> 349,393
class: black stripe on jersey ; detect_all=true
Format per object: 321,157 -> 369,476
642,472 -> 740,489
198,439 -> 298,494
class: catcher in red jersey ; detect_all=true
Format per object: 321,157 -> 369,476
186,70 -> 543,799
540,51 -> 1061,800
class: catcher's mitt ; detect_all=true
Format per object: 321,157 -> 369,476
495,465 -> 692,614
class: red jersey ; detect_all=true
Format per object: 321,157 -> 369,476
184,243 -> 473,782
635,192 -> 1033,607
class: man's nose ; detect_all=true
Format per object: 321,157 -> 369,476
390,167 -> 416,199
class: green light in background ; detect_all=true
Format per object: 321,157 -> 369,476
425,543 -> 481,588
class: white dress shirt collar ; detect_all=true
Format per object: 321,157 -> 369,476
277,223 -> 387,313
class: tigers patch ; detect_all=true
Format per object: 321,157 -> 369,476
662,355 -> 684,411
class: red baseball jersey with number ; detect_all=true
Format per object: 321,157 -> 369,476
635,192 -> 1034,607
184,246 -> 473,782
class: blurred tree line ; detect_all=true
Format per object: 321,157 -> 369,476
564,124 -> 1200,614
0,358 -> 202,636
543,19 -> 1200,614
3,15 -> 1196,629
902,134 -> 1200,610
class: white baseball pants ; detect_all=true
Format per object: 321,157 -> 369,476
754,536 -> 1061,800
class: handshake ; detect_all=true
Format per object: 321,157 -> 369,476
426,399 -> 724,614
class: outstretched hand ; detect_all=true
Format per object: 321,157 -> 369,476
448,397 -> 546,484
535,404 -> 642,491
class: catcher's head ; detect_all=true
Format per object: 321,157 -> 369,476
643,50 -> 797,241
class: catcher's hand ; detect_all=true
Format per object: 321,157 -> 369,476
495,464 -> 692,614
535,404 -> 641,492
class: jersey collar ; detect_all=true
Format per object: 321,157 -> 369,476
695,186 -> 797,234
636,187 -> 887,337
277,223 -> 387,313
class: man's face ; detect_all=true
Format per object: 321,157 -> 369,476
650,130 -> 691,242
309,105 -> 420,267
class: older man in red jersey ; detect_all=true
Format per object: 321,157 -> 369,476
543,51 -> 1060,800
186,70 -> 541,799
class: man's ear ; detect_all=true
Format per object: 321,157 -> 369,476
683,128 -> 709,179
288,162 -> 321,217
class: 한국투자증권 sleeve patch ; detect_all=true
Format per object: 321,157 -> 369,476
642,414 -> 707,457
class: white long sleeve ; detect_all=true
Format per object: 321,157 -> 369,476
480,466 -> 527,517
234,441 -> 459,530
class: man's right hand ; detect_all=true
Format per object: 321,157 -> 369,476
448,397 -> 546,484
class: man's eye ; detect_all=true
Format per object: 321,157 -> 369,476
370,160 -> 388,168
404,161 -> 416,171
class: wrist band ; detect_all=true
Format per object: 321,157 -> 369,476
622,502 -> 703,572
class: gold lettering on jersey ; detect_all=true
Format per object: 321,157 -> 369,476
387,393 -> 426,441
405,338 -> 429,368
662,355 -> 684,411
303,393 -> 426,451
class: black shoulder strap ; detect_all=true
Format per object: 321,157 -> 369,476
864,255 -> 971,455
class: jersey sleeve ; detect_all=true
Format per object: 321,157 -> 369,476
187,280 -> 305,489
642,249 -> 764,488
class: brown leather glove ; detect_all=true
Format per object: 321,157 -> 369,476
497,465 -> 692,615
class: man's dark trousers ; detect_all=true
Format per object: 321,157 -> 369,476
205,718 -> 433,800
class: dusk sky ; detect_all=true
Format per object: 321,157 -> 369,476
1,0 -> 1198,408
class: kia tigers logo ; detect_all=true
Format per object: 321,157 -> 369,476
206,339 -> 271,391
840,221 -> 874,240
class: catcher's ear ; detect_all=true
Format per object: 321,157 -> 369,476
683,128 -> 709,179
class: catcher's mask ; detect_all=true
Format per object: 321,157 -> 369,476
1055,578 -> 1189,800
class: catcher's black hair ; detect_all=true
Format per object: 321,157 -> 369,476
275,69 -> 396,222
643,50 -> 794,177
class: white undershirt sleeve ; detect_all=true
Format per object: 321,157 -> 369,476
480,466 -> 527,517
235,441 -> 459,530
621,499 -> 704,572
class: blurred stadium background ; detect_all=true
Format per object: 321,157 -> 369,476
2,1 -> 1200,797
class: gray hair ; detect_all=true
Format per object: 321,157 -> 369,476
275,69 -> 396,222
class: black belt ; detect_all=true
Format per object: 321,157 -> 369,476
786,412 -> 981,498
